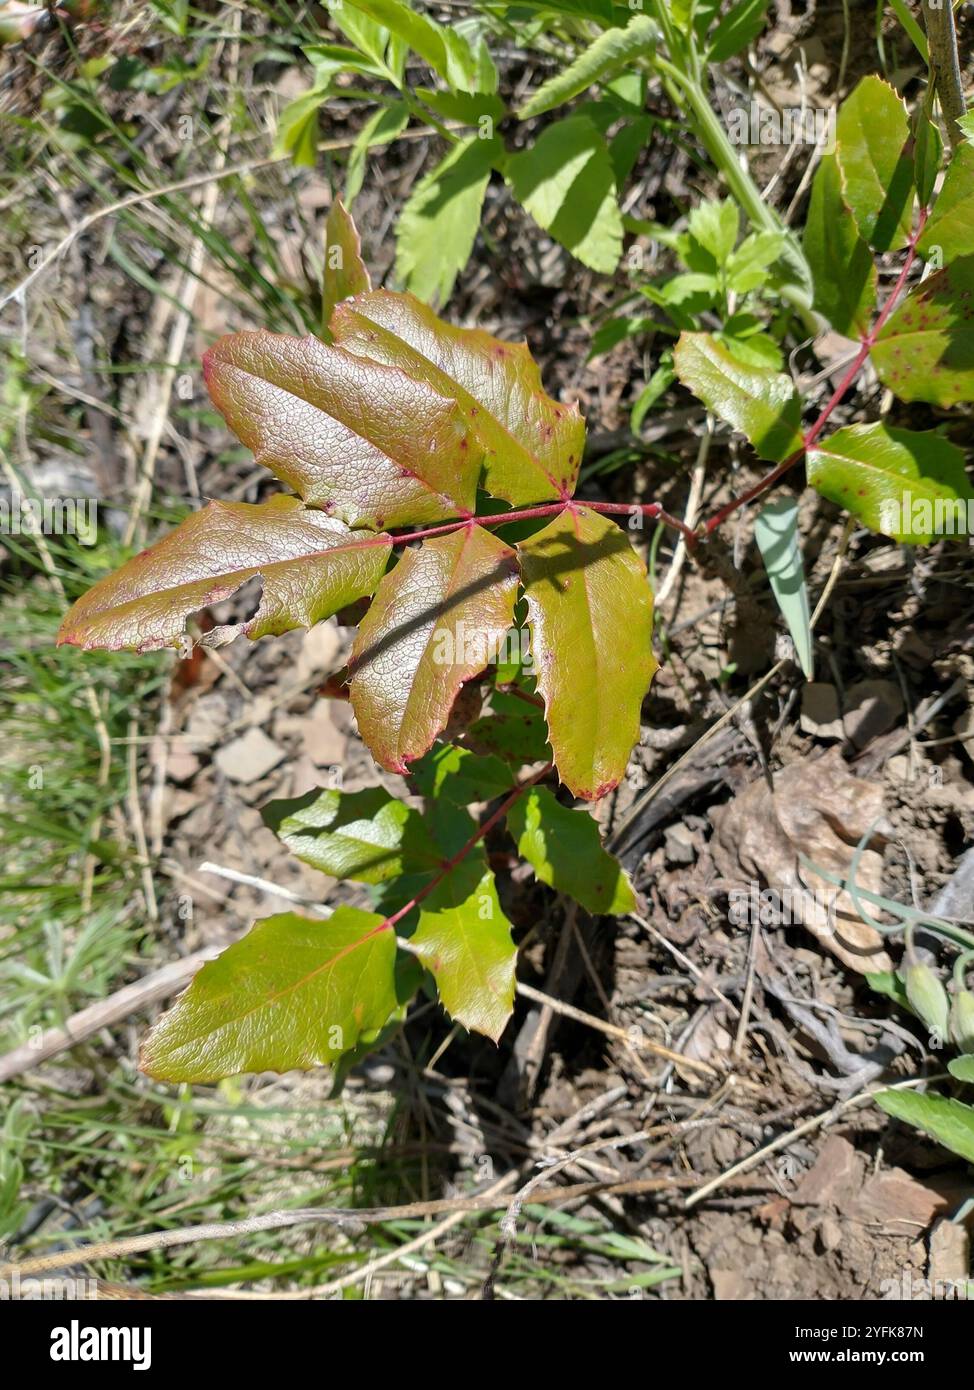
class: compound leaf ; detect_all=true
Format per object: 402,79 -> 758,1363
141,908 -> 397,1082
56,497 -> 391,653
807,422 -> 973,543
673,332 -> 804,462
331,288 -> 584,505
517,504 -> 656,799
203,330 -> 478,527
349,524 -> 519,773
507,786 -> 636,915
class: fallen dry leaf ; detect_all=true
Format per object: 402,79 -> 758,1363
710,748 -> 892,973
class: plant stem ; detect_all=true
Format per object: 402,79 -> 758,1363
380,762 -> 553,936
922,0 -> 965,149
390,499 -> 698,547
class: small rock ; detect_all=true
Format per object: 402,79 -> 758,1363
846,1171 -> 948,1232
167,744 -> 201,784
928,1218 -> 969,1292
800,682 -> 844,740
184,693 -> 230,752
792,1135 -> 864,1209
843,679 -> 904,750
214,728 -> 285,784
710,1268 -> 746,1300
663,822 -> 696,866
301,702 -> 347,767
818,1216 -> 843,1253
297,622 -> 342,681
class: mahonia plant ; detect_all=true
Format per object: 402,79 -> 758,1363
58,199 -> 653,1081
59,77 -> 974,1084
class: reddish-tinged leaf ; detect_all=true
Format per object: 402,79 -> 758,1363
330,288 -> 584,505
349,523 -> 519,773
56,496 -> 391,653
140,908 -> 397,1082
807,422 -> 974,543
410,859 -> 516,1041
203,330 -> 479,527
321,197 -> 371,338
517,504 -> 657,799
870,257 -> 974,406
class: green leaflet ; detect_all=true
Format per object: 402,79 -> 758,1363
274,85 -> 330,167
687,199 -> 739,265
344,102 -> 410,206
410,744 -> 513,803
913,114 -> 943,211
507,786 -> 636,916
871,257 -> 974,407
753,497 -> 813,678
518,504 -> 657,800
395,136 -> 496,305
56,498 -> 391,653
835,75 -> 915,252
506,115 -> 624,274
140,909 -> 398,1082
673,332 -> 804,462
467,690 -> 553,766
341,0 -> 483,93
706,0 -> 769,61
949,1055 -> 974,1083
917,139 -> 974,266
803,151 -> 876,339
875,1088 -> 974,1165
321,198 -> 371,339
411,858 -> 516,1041
516,14 -> 660,120
807,423 -> 973,543
261,786 -> 443,883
